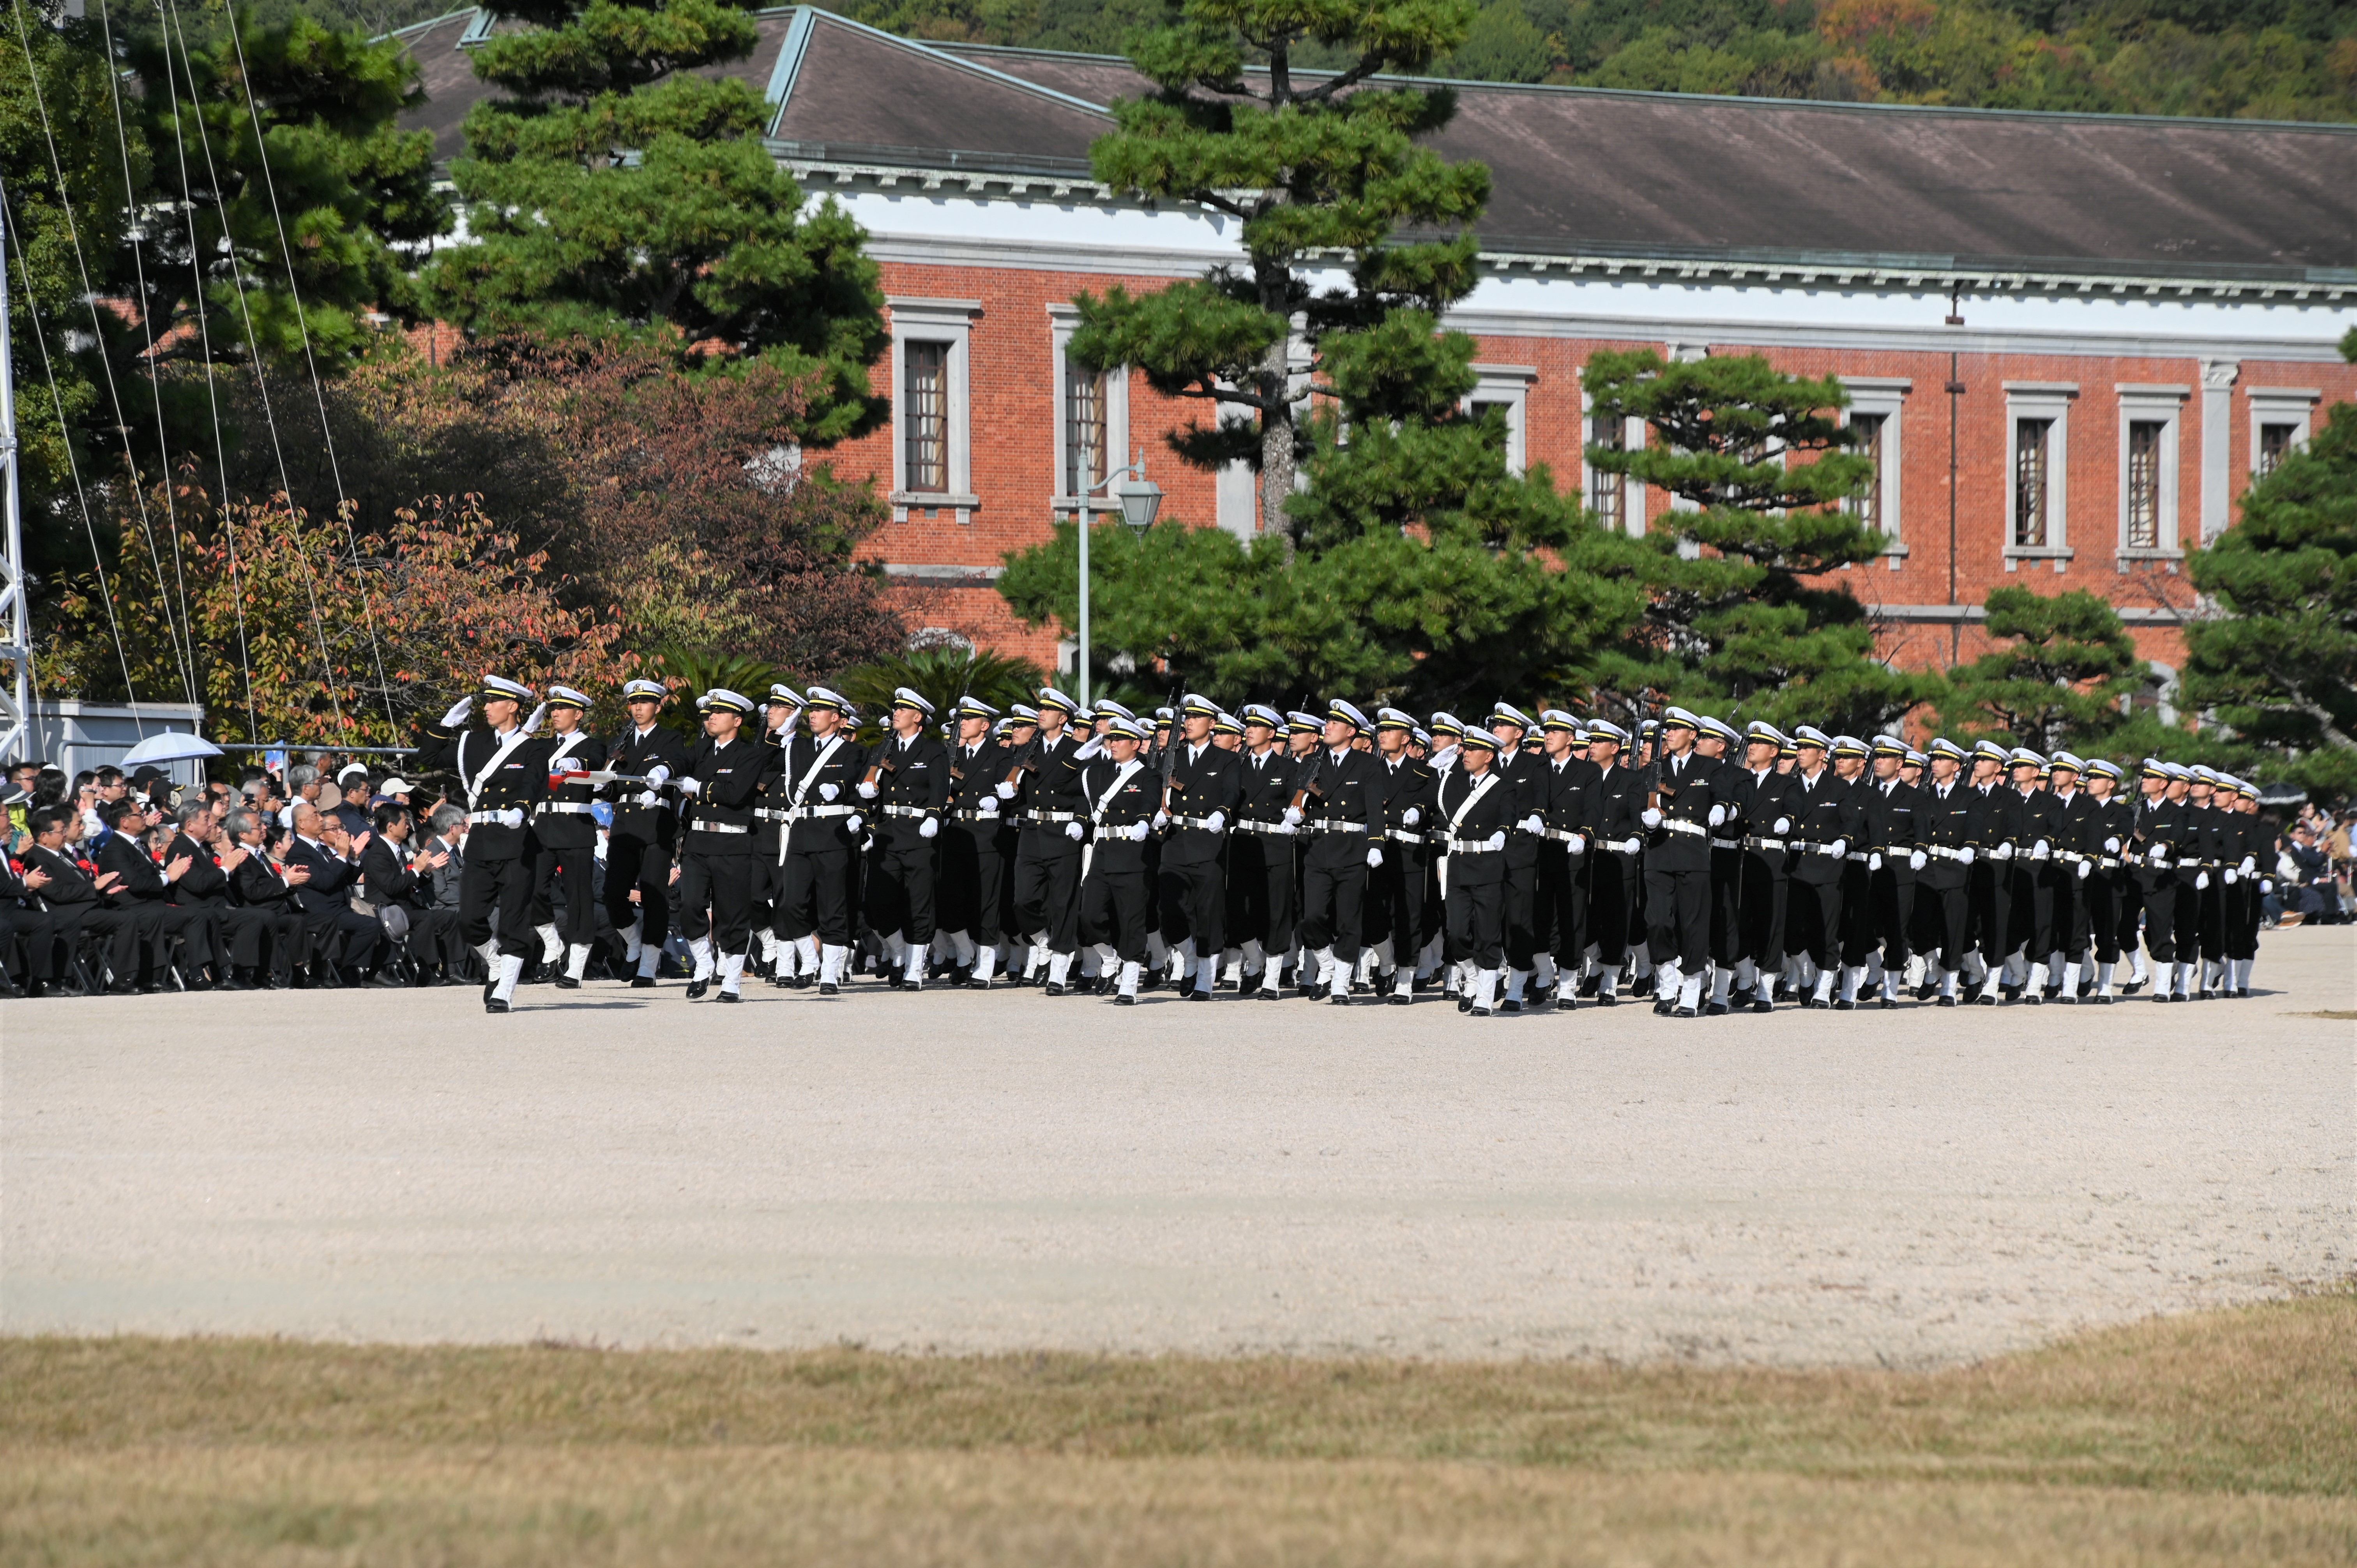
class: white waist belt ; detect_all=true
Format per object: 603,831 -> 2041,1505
1659,820 -> 1708,837
1448,839 -> 1501,854
881,805 -> 933,819
1309,820 -> 1368,834
537,802 -> 594,815
694,822 -> 751,835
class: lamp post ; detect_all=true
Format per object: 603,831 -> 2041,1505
1071,443 -> 1163,708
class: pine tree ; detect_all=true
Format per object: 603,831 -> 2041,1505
424,0 -> 887,441
1579,348 -> 1939,735
2183,386 -> 2357,798
1937,586 -> 2147,754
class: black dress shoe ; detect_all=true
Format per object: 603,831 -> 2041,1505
1803,999 -> 1829,1010
554,974 -> 581,990
1936,995 -> 1958,1006
1878,996 -> 1898,1009
686,977 -> 709,999
1044,982 -> 1065,998
631,975 -> 656,989
369,969 -> 402,988
106,980 -> 143,996
1457,995 -> 1473,1013
485,998 -> 510,1014
1596,994 -> 1619,1007
818,981 -> 839,996
1186,989 -> 1210,1001
1974,993 -> 1997,1005
1674,1006 -> 1697,1018
1833,999 -> 1855,1010
1469,1005 -> 1492,1017
1500,998 -> 1522,1014
1704,1002 -> 1729,1017
1328,992 -> 1351,1005
1749,999 -> 1772,1014
717,990 -> 742,1003
1385,993 -> 1411,1006
1113,993 -> 1136,1006
1653,999 -> 1673,1016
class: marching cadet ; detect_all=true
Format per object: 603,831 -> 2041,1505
770,686 -> 868,994
1534,712 -> 1597,1009
1960,740 -> 2016,998
1368,707 -> 1437,1005
1693,716 -> 1747,1012
2071,758 -> 2130,1002
749,685 -> 805,984
526,686 -> 607,987
1825,737 -> 1875,1005
414,675 -> 553,1012
1577,719 -> 1646,1004
2184,766 -> 2232,998
671,689 -> 775,1003
1291,699 -> 1387,1005
1991,747 -> 2059,1002
2041,752 -> 2096,1000
1077,715 -> 1159,1002
862,687 -> 952,991
1783,726 -> 1862,1009
2223,778 -> 2267,996
1224,703 -> 1298,997
1726,721 -> 1796,1012
1485,703 -> 1549,1009
1848,735 -> 1922,1008
604,678 -> 693,988
1156,693 -> 1244,1000
1912,738 -> 1980,1004
1638,707 -> 1724,1018
939,695 -> 1009,987
1435,727 -> 1516,1016
1004,688 -> 1092,994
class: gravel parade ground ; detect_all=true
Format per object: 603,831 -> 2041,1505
4,928 -> 2350,1367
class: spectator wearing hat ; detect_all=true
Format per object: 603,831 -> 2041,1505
414,675 -> 556,1011
862,687 -> 952,991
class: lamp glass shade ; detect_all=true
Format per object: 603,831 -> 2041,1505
1117,477 -> 1163,531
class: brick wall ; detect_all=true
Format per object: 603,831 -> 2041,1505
834,261 -> 2355,686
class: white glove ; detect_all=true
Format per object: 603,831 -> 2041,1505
856,779 -> 878,799
2150,850 -> 2170,868
1065,821 -> 1083,841
2078,859 -> 2092,881
676,776 -> 701,798
1401,807 -> 1420,827
1868,852 -> 1883,871
2031,839 -> 2050,860
2196,869 -> 2210,890
1366,846 -> 1383,868
635,790 -> 659,809
1827,839 -> 1847,860
918,817 -> 938,840
2103,835 -> 2119,854
438,696 -> 474,728
1126,820 -> 1150,842
1640,808 -> 1663,829
1276,821 -> 1298,836
995,780 -> 1017,800
1909,849 -> 1928,871
1617,837 -> 1642,855
521,702 -> 547,737
2221,865 -> 2237,884
818,783 -> 837,802
1707,803 -> 1727,827
1485,831 -> 1507,851
1958,846 -> 1976,865
1204,811 -> 1225,834
1520,814 -> 1544,834
977,796 -> 1000,816
845,814 -> 863,836
1152,810 -> 1170,831
1992,840 -> 2014,861
1773,816 -> 1791,835
1565,833 -> 1586,856
1282,806 -> 1303,827
499,807 -> 525,829
1074,737 -> 1104,761
2239,855 -> 2256,875
2261,878 -> 2274,894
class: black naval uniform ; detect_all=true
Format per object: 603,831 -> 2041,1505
1225,743 -> 1299,978
1537,749 -> 1598,979
1436,762 -> 1515,973
1159,737 -> 1244,968
1731,761 -> 1799,977
1495,741 -> 1548,975
1079,753 -> 1159,964
1912,775 -> 1981,977
1295,742 -> 1386,975
1009,729 -> 1091,958
940,730 -> 1012,957
1786,764 -> 1863,973
414,720 -> 551,961
1370,749 -> 1438,978
1850,773 -> 1921,978
865,726 -> 953,952
530,725 -> 608,957
1641,745 -> 1724,980
1582,755 -> 1647,971
775,727 -> 870,951
602,718 -> 694,957
676,731 -> 775,955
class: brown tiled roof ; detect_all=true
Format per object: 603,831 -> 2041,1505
391,7 -> 2357,278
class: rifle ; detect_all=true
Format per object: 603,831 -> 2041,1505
947,683 -> 971,780
1156,682 -> 1183,815
1285,691 -> 1328,814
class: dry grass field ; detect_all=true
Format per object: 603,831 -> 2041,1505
5,1286 -> 2352,1566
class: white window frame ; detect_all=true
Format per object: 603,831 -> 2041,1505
2246,386 -> 2320,486
2003,382 -> 2076,572
1578,374 -> 1647,539
2115,383 -> 2187,566
1047,302 -> 1130,517
1841,376 -> 1909,569
887,296 -> 982,522
1463,363 -> 1537,476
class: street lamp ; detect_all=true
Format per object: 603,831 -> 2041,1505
1072,445 -> 1161,707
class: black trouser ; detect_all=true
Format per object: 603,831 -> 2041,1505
1967,860 -> 2011,972
1644,863 -> 1711,973
1298,851 -> 1368,964
1011,843 -> 1083,954
2195,876 -> 2227,962
399,904 -> 463,970
239,908 -> 307,975
1919,881 -> 1970,969
1850,865 -> 1914,968
136,902 -> 222,976
50,903 -> 152,983
604,833 -> 674,950
2113,874 -> 2145,963
2048,865 -> 2083,961
1587,849 -> 1638,966
2224,876 -> 2258,961
1443,869 -> 1504,971
1788,873 -> 1843,968
1835,860 -> 1871,965
0,905 -> 57,982
780,846 -> 857,946
460,853 -> 537,958
1081,867 -> 1151,963
1502,849 -> 1539,971
1737,853 -> 1788,971
1157,854 -> 1226,960
2004,862 -> 2051,969
678,849 -> 754,951
1541,842 -> 1588,970
2137,872 -> 2182,962
749,852 -> 781,949
302,905 -> 385,972
1223,830 -> 1295,959
1708,847 -> 1744,967
938,821 -> 1005,944
530,844 -> 599,949
866,821 -> 940,945
2077,869 -> 2122,964
1371,841 -> 1429,968
210,905 -> 281,972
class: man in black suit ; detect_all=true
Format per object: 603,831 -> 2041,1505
1153,692 -> 1244,1001
284,802 -> 392,985
0,789 -> 60,996
360,802 -> 462,984
94,800 -> 226,988
1290,699 -> 1387,1005
18,804 -> 157,992
162,799 -> 277,989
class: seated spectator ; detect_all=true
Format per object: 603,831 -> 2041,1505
95,799 -> 224,990
360,802 -> 465,984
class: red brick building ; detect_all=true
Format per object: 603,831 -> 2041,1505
396,7 -> 2357,710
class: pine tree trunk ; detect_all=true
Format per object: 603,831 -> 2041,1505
1257,334 -> 1295,539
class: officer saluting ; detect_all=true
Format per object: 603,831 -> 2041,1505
527,685 -> 607,988
604,678 -> 693,988
414,674 -> 553,1013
